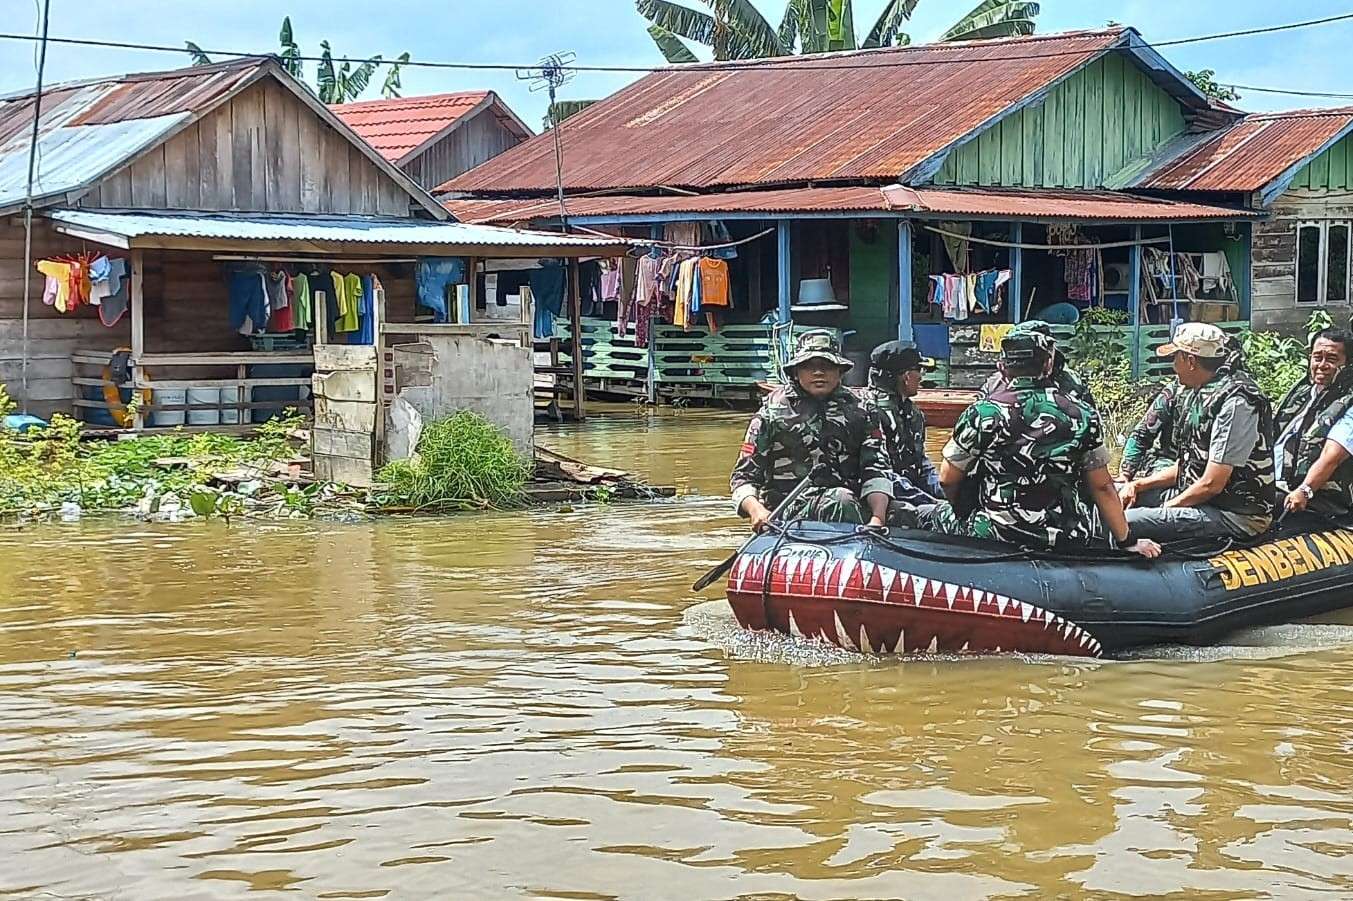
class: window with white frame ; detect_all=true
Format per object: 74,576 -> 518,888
1296,220 -> 1351,304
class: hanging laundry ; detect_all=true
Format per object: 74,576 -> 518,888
98,259 -> 130,327
292,272 -> 312,331
227,263 -> 270,335
37,260 -> 72,312
601,259 -> 622,303
268,271 -> 294,332
529,261 -> 567,321
697,257 -> 730,307
415,257 -> 468,323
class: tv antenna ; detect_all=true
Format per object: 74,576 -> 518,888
517,52 -> 575,229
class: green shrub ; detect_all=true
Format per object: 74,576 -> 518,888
376,411 -> 530,511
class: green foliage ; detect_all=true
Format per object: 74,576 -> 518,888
188,18 -> 407,101
636,0 -> 1038,61
1185,69 -> 1240,102
0,410 -> 309,519
1062,310 -> 1155,472
375,412 -> 531,512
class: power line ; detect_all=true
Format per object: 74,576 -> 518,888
1225,84 -> 1353,100
0,11 -> 1351,78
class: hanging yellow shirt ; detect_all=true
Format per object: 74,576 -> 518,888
37,260 -> 71,312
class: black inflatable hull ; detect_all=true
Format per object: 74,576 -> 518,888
724,522 -> 1353,657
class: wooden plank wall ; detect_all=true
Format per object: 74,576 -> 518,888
1291,132 -> 1353,190
934,52 -> 1187,190
0,220 -> 130,418
1251,188 -> 1353,333
81,80 -> 415,217
401,113 -> 526,191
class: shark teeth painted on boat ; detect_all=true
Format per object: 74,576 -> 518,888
727,552 -> 1105,658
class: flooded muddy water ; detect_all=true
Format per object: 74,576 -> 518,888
3,409 -> 1353,899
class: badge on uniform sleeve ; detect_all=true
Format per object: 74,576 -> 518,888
740,418 -> 761,457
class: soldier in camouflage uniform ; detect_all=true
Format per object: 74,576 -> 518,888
980,320 -> 1096,408
856,341 -> 943,524
1274,328 -> 1353,519
731,330 -> 893,531
1122,334 -> 1246,481
1121,323 -> 1275,540
925,330 -> 1159,557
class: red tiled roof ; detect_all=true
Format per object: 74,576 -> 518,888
446,186 -> 1257,224
1139,108 -> 1353,193
331,91 -> 529,164
445,29 -> 1139,195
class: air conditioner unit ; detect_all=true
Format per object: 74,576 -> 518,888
1103,263 -> 1131,292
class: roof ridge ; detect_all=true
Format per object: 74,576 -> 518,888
0,57 -> 268,103
1247,106 -> 1353,120
668,26 -> 1127,71
331,90 -> 492,110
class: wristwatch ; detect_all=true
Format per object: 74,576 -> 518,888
1112,530 -> 1137,549
1298,484 -> 1315,500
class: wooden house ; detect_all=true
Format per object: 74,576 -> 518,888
0,58 -> 623,479
442,27 -> 1271,392
332,92 -> 532,191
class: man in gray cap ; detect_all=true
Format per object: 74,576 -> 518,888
858,340 -> 944,523
1120,322 -> 1275,540
731,329 -> 892,531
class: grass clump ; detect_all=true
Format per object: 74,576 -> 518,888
376,411 -> 530,511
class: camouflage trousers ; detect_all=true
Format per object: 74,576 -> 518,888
918,501 -> 996,540
779,486 -> 867,524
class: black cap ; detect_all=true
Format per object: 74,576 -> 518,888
870,341 -> 936,375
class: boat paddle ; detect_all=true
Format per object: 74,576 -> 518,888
692,464 -> 825,592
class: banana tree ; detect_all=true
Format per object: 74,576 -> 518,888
636,0 -> 1039,62
185,17 -> 410,101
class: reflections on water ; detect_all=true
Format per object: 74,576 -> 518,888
1,409 -> 1351,899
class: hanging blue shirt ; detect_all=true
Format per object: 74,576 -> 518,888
415,257 -> 467,323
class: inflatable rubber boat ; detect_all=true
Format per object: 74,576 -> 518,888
723,520 -> 1353,658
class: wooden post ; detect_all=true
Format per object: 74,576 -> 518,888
648,224 -> 662,405
1009,221 -> 1024,324
776,220 -> 792,327
897,219 -> 913,342
130,248 -> 145,431
569,259 -> 585,421
1130,225 -> 1143,378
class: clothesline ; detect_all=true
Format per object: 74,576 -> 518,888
923,225 -> 1174,251
573,224 -> 776,253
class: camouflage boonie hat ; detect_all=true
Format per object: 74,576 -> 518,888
786,329 -> 853,371
1001,328 -> 1056,362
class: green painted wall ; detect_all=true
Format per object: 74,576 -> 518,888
1290,130 -> 1353,189
933,52 -> 1187,190
848,221 -> 896,348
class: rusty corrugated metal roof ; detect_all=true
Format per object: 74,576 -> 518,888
331,91 -> 531,164
445,29 -> 1132,195
0,59 -> 268,212
886,186 -> 1259,221
446,185 -> 1256,225
1139,108 -> 1353,193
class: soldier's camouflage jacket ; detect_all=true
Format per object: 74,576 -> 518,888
856,369 -> 942,505
944,377 -> 1106,547
730,382 -> 894,514
1274,371 -> 1353,517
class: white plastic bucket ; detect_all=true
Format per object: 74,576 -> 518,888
219,386 -> 246,424
154,387 -> 186,427
186,387 -> 220,425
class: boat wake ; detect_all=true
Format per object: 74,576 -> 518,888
683,600 -> 1353,666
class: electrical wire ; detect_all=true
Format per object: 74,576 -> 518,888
0,11 -> 1351,79
19,0 -> 51,416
